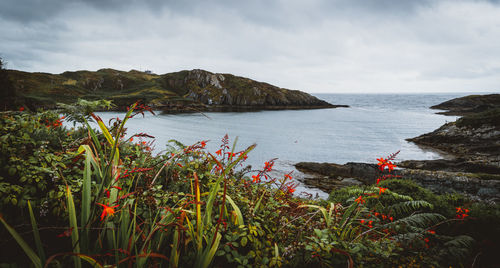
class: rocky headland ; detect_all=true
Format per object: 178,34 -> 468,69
3,68 -> 346,112
296,94 -> 500,201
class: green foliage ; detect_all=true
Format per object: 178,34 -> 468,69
0,102 -> 495,267
456,107 -> 500,128
0,110 -> 85,219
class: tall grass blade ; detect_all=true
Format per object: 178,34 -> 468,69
199,232 -> 221,268
194,172 -> 202,251
225,194 -> 244,226
66,186 -> 81,268
28,200 -> 46,264
0,215 -> 42,268
80,148 -> 92,252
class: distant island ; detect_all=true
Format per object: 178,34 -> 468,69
1,67 -> 347,111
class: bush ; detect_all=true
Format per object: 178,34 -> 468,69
0,102 -> 490,267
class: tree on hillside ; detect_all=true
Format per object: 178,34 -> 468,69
0,57 -> 17,110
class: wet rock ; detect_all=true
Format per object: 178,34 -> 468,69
295,161 -> 500,201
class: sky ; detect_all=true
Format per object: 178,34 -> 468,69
1,0 -> 499,93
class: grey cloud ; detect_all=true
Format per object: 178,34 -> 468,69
1,0 -> 499,93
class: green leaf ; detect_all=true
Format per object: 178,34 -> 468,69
0,215 -> 42,268
28,201 -> 46,264
225,194 -> 244,226
66,186 -> 81,268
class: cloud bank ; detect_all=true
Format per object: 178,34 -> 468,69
1,0 -> 499,93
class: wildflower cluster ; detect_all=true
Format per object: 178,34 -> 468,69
376,150 -> 399,172
455,207 -> 470,219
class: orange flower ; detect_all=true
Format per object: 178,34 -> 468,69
377,157 -> 397,171
200,141 -> 207,148
252,175 -> 260,183
377,157 -> 387,167
378,187 -> 388,195
386,162 -> 397,172
264,161 -> 274,172
215,149 -> 222,156
97,203 -> 119,221
355,196 -> 365,204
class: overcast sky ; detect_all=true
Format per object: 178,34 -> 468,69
1,0 -> 499,93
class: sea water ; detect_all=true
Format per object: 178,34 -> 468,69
92,93 -> 472,198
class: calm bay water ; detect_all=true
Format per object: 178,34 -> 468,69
93,93 -> 471,198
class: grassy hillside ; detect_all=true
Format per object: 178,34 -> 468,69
5,68 -> 337,111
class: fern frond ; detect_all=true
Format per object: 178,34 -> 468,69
437,235 -> 475,263
389,200 -> 433,216
389,213 -> 446,229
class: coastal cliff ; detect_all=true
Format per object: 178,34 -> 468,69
4,68 -> 345,111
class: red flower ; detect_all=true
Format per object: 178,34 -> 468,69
377,157 -> 387,167
97,203 -> 119,221
215,149 -> 222,156
355,196 -> 365,204
57,227 -> 73,238
252,175 -> 260,183
264,161 -> 274,172
427,230 -> 436,234
377,157 -> 397,171
19,107 -> 24,111
386,162 -> 397,172
200,141 -> 207,148
378,187 -> 388,195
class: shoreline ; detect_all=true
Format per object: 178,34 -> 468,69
294,93 -> 500,201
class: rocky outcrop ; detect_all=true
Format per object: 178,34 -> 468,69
295,162 -> 500,201
295,162 -> 382,193
161,69 -> 345,110
407,109 -> 500,169
431,94 -> 500,115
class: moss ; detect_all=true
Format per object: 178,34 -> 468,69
466,173 -> 500,181
456,107 -> 500,128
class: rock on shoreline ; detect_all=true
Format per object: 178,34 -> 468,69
295,161 -> 500,201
